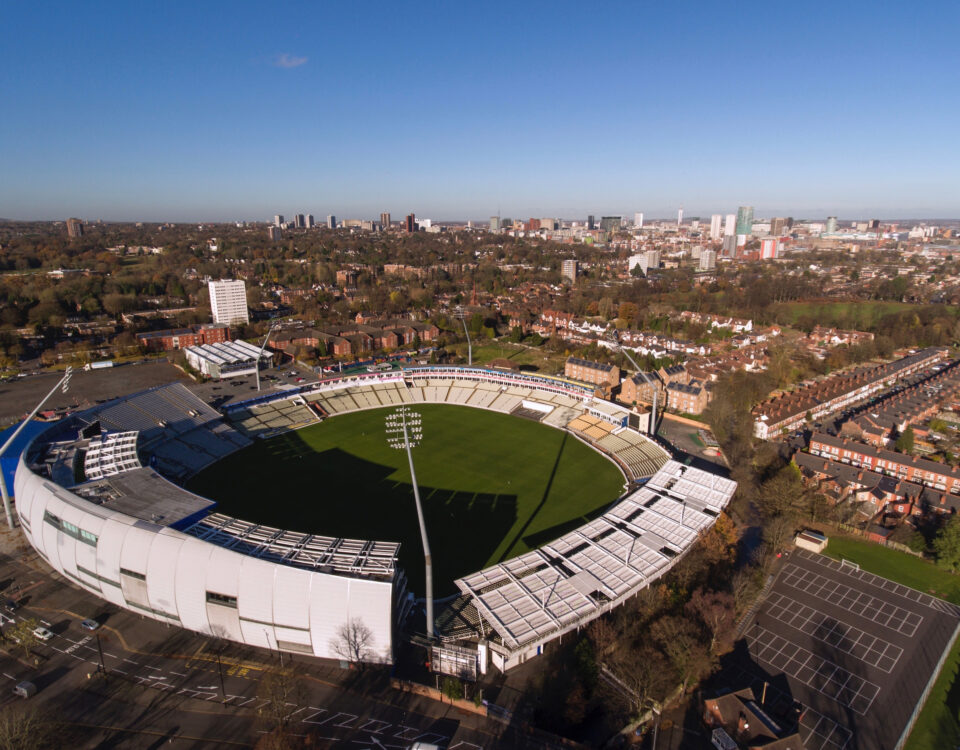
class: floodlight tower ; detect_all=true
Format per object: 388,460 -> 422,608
453,307 -> 472,366
255,323 -> 280,392
385,406 -> 433,638
0,366 -> 73,527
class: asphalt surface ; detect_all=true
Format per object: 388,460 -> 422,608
0,527 -> 534,749
733,548 -> 960,750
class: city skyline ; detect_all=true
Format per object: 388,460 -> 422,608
2,0 -> 958,221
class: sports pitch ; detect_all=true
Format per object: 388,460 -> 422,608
188,404 -> 626,594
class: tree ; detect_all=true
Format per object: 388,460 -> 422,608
934,516 -> 960,572
895,426 -> 915,453
331,618 -> 373,666
0,705 -> 57,749
255,666 -> 304,750
6,618 -> 40,660
685,588 -> 736,654
650,616 -> 713,693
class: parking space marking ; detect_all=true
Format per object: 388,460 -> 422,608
747,625 -> 881,716
765,592 -> 904,672
780,563 -> 922,636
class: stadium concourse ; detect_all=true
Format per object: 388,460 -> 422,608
11,365 -> 734,675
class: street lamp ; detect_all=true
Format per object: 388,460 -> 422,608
255,324 -> 280,392
385,406 -> 434,639
453,307 -> 472,366
0,366 -> 73,528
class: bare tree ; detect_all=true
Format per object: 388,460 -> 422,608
6,619 -> 40,661
0,705 -> 57,749
685,588 -> 736,654
331,618 -> 373,666
255,665 -> 304,750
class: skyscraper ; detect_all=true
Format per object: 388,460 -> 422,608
208,279 -> 249,326
736,206 -> 754,236
710,214 -> 722,240
826,216 -> 838,233
770,217 -> 793,235
561,259 -> 578,282
274,215 -> 284,227
294,214 -> 305,229
600,216 -> 621,234
381,212 -> 391,229
326,215 -> 336,229
633,212 -> 643,229
677,207 -> 684,226
305,214 -> 315,228
267,226 -> 282,241
405,214 -> 416,233
700,249 -> 717,271
724,214 -> 736,236
66,218 -> 84,238
587,215 -> 596,230
490,216 -> 500,232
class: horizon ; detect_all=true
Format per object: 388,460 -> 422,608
2,0 -> 958,221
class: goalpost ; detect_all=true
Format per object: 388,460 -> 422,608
840,558 -> 861,572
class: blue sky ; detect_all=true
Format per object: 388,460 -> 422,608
1,0 -> 958,222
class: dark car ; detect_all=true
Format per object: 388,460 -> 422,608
3,598 -> 18,613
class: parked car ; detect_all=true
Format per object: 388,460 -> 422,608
80,619 -> 100,631
3,598 -> 18,613
32,627 -> 54,642
12,681 -> 36,699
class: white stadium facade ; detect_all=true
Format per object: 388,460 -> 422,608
13,365 -> 735,673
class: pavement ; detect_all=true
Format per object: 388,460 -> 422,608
0,525 -> 539,749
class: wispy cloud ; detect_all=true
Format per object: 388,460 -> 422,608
273,53 -> 307,69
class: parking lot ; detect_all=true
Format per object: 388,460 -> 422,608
736,548 -> 960,750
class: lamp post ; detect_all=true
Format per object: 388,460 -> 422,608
255,325 -> 280,392
453,307 -> 472,366
385,406 -> 433,639
0,366 -> 73,528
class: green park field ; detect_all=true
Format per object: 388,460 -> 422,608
188,404 -> 625,594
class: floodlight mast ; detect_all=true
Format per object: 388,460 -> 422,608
0,366 -> 73,528
454,308 -> 472,366
385,407 -> 434,639
255,324 -> 280,392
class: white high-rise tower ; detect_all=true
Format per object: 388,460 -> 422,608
677,207 -> 684,226
208,279 -> 249,326
710,214 -> 723,240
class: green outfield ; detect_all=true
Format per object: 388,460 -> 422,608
188,404 -> 626,594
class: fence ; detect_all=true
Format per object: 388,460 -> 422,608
835,522 -> 925,558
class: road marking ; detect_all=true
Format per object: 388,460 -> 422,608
170,670 -> 187,676
144,665 -> 161,671
122,658 -> 138,665
2,673 -> 13,680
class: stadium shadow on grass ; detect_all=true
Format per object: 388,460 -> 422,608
189,444 -> 518,597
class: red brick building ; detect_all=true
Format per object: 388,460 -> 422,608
137,324 -> 230,352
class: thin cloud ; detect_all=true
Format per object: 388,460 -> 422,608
273,53 -> 307,69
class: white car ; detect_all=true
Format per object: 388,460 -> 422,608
32,627 -> 54,642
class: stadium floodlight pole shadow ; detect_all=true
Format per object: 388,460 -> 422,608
255,324 -> 281,392
454,307 -> 472,366
0,366 -> 73,528
385,406 -> 434,639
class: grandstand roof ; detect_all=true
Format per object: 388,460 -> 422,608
72,467 -> 215,526
182,512 -> 399,579
83,431 -> 141,480
454,460 -> 735,652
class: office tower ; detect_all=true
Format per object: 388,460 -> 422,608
722,234 -> 736,257
540,218 -> 557,231
677,207 -> 683,226
294,214 -> 305,229
736,206 -> 754,236
528,218 -> 541,231
66,218 -> 84,238
770,217 -> 793,235
490,216 -> 501,232
561,259 -> 578,282
405,214 -> 416,233
642,249 -> 661,275
381,212 -> 391,229
587,215 -> 596,230
326,215 -> 336,229
867,219 -> 879,230
826,216 -> 838,233
724,214 -> 736,236
633,212 -> 643,229
710,214 -> 722,240
267,226 -> 282,241
760,238 -> 782,259
305,214 -> 314,228
600,216 -> 622,234
700,249 -> 717,271
208,279 -> 249,326
274,215 -> 284,227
